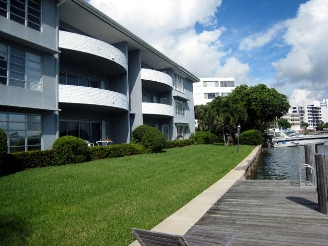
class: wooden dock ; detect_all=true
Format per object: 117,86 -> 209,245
184,180 -> 328,246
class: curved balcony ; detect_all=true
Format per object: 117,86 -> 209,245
141,68 -> 173,92
142,102 -> 174,118
59,31 -> 127,76
59,85 -> 128,110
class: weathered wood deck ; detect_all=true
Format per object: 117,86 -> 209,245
185,180 -> 328,246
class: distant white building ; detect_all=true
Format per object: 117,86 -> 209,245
286,100 -> 326,130
193,78 -> 235,105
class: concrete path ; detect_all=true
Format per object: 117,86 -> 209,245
129,145 -> 262,246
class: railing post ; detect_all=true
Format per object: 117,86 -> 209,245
304,144 -> 317,182
315,154 -> 328,214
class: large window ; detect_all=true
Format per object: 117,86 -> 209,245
203,81 -> 219,87
220,80 -> 234,87
174,74 -> 184,93
0,43 -> 42,91
59,72 -> 100,88
0,0 -> 42,31
176,124 -> 187,139
175,100 -> 185,116
0,112 -> 42,152
59,120 -> 101,144
204,93 -> 219,99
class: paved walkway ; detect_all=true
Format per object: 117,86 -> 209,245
130,145 -> 262,246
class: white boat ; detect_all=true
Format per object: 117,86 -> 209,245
268,128 -> 328,148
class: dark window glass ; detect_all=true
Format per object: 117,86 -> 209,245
59,72 -> 66,84
79,77 -> 89,87
90,80 -> 100,88
67,74 -> 78,86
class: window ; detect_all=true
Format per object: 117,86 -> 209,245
176,125 -> 186,139
221,92 -> 231,97
203,81 -> 218,87
0,0 -> 42,31
175,100 -> 185,116
204,93 -> 219,99
174,74 -> 184,93
0,43 -> 42,91
59,120 -> 101,144
0,112 -> 42,152
59,72 -> 101,88
220,80 -> 235,87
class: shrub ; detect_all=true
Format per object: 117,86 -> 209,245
189,131 -> 219,144
132,125 -> 167,153
88,143 -> 146,160
166,139 -> 194,148
52,136 -> 89,165
239,129 -> 264,146
0,128 -> 7,158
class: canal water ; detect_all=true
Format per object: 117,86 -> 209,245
248,145 -> 328,180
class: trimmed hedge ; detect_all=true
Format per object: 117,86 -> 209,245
166,139 -> 194,148
189,131 -> 219,144
132,125 -> 167,153
239,129 -> 264,146
52,136 -> 89,165
0,128 -> 7,157
88,143 -> 146,160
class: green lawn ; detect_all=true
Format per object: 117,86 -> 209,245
0,144 -> 254,246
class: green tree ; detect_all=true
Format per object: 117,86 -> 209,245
301,121 -> 309,129
278,118 -> 291,129
209,96 -> 247,145
194,104 -> 212,131
228,84 -> 290,132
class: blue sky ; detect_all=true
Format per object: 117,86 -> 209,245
87,0 -> 328,106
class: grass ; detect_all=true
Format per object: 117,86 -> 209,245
0,144 -> 255,245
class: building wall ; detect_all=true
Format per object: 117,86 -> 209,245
0,0 -> 198,152
0,0 -> 59,151
193,78 -> 235,105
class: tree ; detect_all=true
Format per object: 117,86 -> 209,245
228,84 -> 290,132
209,96 -> 247,145
194,104 -> 213,131
301,121 -> 309,129
278,118 -> 291,129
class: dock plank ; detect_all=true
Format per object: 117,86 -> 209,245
185,180 -> 328,245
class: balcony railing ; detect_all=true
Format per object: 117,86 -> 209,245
59,85 -> 128,110
142,102 -> 174,117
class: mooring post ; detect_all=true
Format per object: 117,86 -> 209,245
315,153 -> 328,214
304,144 -> 317,182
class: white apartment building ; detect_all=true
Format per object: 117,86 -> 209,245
289,101 -> 323,130
193,78 -> 235,105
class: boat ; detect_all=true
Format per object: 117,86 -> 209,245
268,128 -> 328,148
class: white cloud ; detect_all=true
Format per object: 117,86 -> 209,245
239,23 -> 286,51
273,0 -> 328,103
87,0 -> 250,80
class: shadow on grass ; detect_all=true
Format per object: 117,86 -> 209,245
0,215 -> 32,245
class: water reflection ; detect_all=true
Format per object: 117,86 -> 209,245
248,145 -> 328,180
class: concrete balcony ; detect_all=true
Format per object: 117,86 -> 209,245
59,31 -> 127,76
141,68 -> 173,92
59,85 -> 128,110
142,102 -> 174,118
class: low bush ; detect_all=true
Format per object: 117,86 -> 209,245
166,139 -> 194,148
52,136 -> 89,165
0,128 -> 7,157
88,143 -> 146,160
189,131 -> 219,144
132,125 -> 167,153
239,129 -> 264,146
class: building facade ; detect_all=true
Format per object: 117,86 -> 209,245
286,102 -> 323,130
193,78 -> 235,105
0,0 -> 198,152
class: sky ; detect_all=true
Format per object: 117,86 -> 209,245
87,0 -> 328,106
